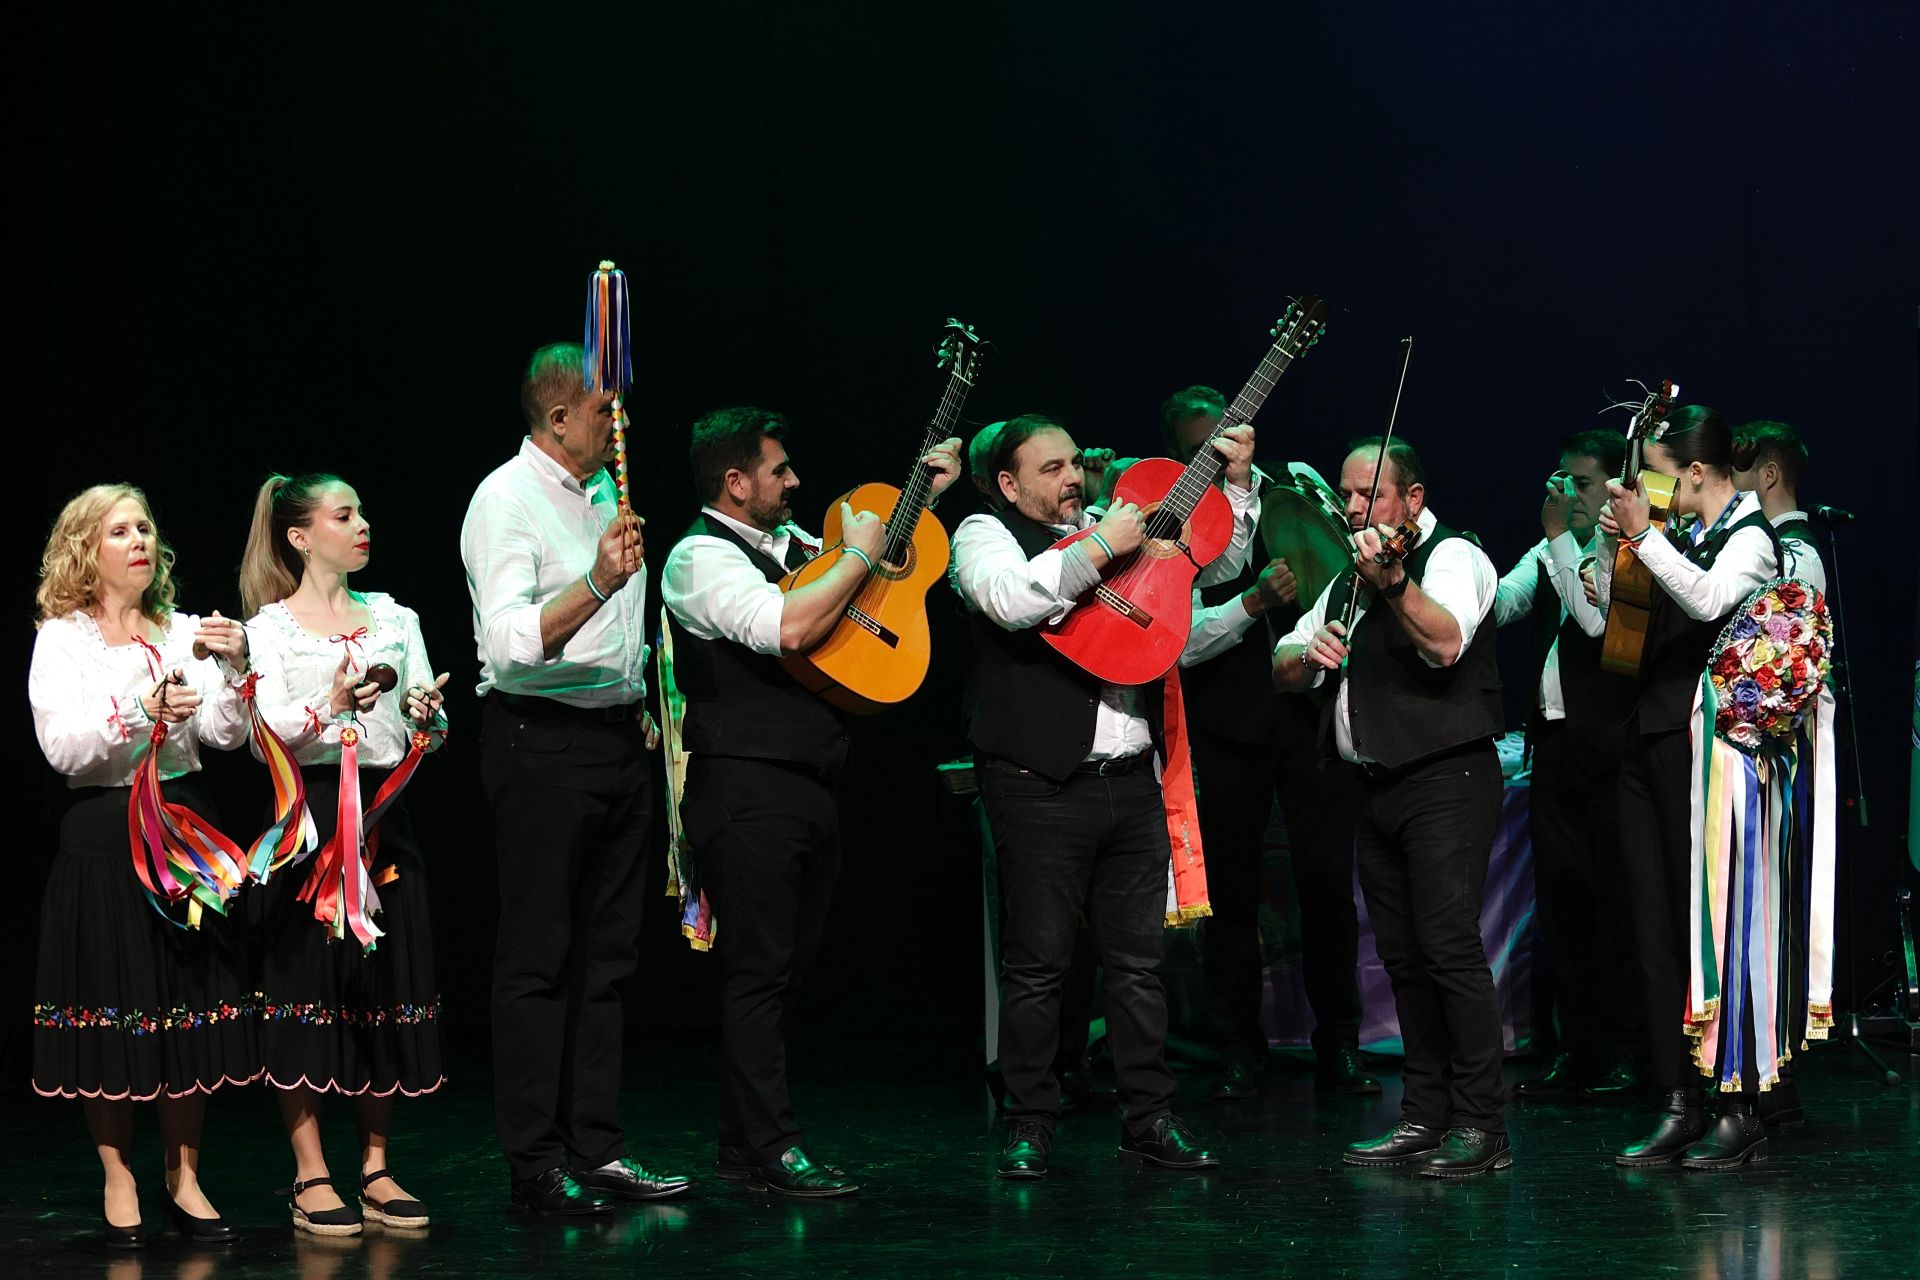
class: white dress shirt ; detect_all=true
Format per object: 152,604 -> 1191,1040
460,437 -> 648,707
1772,510 -> 1827,594
949,489 -> 1259,762
1593,491 -> 1777,622
1493,532 -> 1604,719
244,593 -> 445,769
30,611 -> 249,788
661,507 -> 823,654
1275,507 -> 1498,765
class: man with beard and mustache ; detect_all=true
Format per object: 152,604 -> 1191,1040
662,406 -> 960,1197
951,413 -> 1258,1180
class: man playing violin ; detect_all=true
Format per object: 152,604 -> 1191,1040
1273,437 -> 1509,1177
1492,429 -> 1645,1101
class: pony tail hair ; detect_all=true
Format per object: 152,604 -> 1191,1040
238,474 -> 300,617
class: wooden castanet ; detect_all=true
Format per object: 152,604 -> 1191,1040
779,481 -> 948,713
1040,458 -> 1236,687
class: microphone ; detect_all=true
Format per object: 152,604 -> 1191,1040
1810,504 -> 1854,526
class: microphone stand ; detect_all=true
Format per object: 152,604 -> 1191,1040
1819,512 -> 1911,1083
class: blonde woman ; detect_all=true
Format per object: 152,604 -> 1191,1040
238,472 -> 447,1236
29,483 -> 254,1248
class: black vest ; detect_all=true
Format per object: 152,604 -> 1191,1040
1524,552 -> 1635,754
1324,523 -> 1504,770
665,514 -> 850,775
964,508 -> 1164,781
1634,508 -> 1781,735
1178,553 -> 1289,745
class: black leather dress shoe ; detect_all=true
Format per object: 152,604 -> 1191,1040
576,1157 -> 693,1202
1758,1077 -> 1805,1129
164,1192 -> 236,1244
1576,1059 -> 1646,1100
1681,1103 -> 1769,1170
1417,1127 -> 1513,1178
1342,1122 -> 1445,1166
1514,1051 -> 1591,1097
1119,1115 -> 1219,1170
1317,1046 -> 1382,1096
717,1145 -> 846,1183
1209,1055 -> 1264,1101
998,1122 -> 1052,1180
510,1168 -> 611,1216
1615,1089 -> 1708,1167
749,1146 -> 860,1198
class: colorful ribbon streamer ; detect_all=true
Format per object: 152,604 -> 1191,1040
584,260 -> 633,507
1158,667 -> 1212,927
238,672 -> 318,882
296,725 -> 443,952
656,607 -> 714,951
127,722 -> 248,930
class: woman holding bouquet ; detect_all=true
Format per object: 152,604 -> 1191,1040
239,472 -> 448,1235
1592,406 -> 1781,1169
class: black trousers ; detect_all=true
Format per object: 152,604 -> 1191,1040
681,754 -> 841,1162
981,757 -> 1177,1132
482,698 -> 653,1180
1354,743 -> 1506,1132
1527,721 -> 1642,1066
1194,711 -> 1363,1059
1617,729 -> 1710,1095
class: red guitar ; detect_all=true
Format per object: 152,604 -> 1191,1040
1041,298 -> 1328,685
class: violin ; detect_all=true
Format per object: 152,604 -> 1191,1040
1368,519 -> 1422,567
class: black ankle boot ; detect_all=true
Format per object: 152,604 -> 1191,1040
1682,1097 -> 1769,1169
1615,1088 -> 1707,1166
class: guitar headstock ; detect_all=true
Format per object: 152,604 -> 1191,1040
935,318 -> 985,385
1628,378 -> 1679,442
1271,295 -> 1329,357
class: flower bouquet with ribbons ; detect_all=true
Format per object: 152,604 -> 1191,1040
1685,578 -> 1836,1092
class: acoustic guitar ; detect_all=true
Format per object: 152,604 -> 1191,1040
778,319 -> 985,713
1598,378 -> 1680,676
1041,298 -> 1328,686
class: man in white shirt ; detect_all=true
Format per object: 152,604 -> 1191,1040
662,406 -> 961,1197
1732,419 -> 1827,594
1492,429 -> 1645,1101
1274,437 -> 1511,1177
460,342 -> 688,1215
951,413 -> 1256,1180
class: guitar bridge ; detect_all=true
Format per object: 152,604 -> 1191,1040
1095,584 -> 1154,628
843,604 -> 900,649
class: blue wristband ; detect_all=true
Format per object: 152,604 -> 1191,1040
1087,530 -> 1116,561
585,571 -> 610,603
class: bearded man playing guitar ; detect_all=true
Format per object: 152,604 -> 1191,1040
663,407 -> 961,1197
950,413 -> 1257,1181
1274,437 -> 1509,1178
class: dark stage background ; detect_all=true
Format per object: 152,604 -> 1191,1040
19,4 -> 1918,1061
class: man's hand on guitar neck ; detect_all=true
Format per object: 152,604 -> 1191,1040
1209,423 -> 1257,489
922,437 -> 963,500
1599,479 -> 1651,542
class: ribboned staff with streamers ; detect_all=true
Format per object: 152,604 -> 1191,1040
237,471 -> 450,1236
28,483 -> 255,1249
951,412 -> 1258,1181
460,337 -> 688,1216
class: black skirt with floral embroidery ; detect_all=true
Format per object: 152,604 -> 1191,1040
33,781 -> 261,1100
248,767 -> 444,1097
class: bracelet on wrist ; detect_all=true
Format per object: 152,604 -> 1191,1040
1625,526 -> 1651,545
1380,571 -> 1411,600
585,570 -> 611,603
841,545 -> 875,573
1087,530 -> 1116,561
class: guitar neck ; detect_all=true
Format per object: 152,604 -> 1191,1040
885,366 -> 973,548
1161,339 -> 1295,521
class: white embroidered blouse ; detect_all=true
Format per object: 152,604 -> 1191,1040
30,611 -> 250,788
244,592 -> 445,770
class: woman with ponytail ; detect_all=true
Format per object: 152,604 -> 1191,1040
239,472 -> 448,1236
29,483 -> 255,1248
1593,406 -> 1783,1170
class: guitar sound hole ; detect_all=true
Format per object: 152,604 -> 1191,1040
878,542 -> 915,580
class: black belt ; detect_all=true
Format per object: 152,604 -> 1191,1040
1356,738 -> 1491,782
493,691 -> 641,726
1071,752 -> 1154,777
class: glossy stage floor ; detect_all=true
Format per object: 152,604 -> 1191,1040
4,1033 -> 1915,1279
